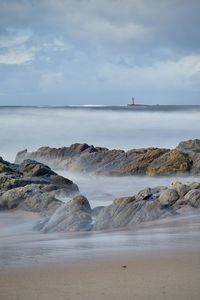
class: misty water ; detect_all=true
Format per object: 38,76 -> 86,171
0,106 -> 200,269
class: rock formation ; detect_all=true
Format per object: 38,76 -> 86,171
0,157 -> 79,214
38,181 -> 200,233
15,139 -> 200,176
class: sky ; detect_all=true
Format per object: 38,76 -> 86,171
0,0 -> 200,106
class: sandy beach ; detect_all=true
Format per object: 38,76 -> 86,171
0,250 -> 200,300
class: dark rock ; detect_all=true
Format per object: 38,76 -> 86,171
19,159 -> 56,177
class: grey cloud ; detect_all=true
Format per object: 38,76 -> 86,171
0,0 -> 200,105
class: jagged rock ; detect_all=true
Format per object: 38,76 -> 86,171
186,182 -> 200,189
184,189 -> 200,208
40,195 -> 92,233
176,139 -> 200,155
0,157 -> 79,213
19,159 -> 56,177
93,199 -> 175,231
146,150 -> 191,176
191,153 -> 200,174
0,184 -> 61,214
33,181 -> 200,232
171,182 -> 190,198
15,140 -> 200,176
159,189 -> 179,205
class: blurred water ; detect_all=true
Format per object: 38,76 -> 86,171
0,105 -> 200,162
0,210 -> 200,270
59,171 -> 200,208
0,105 -> 200,270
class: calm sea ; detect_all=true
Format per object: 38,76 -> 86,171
0,105 -> 200,269
0,105 -> 200,162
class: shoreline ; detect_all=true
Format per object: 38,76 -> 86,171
0,249 -> 200,300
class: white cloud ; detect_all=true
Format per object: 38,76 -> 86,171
0,46 -> 35,64
97,55 -> 200,91
0,28 -> 34,65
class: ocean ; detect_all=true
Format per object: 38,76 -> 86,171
1,105 -> 200,162
0,105 -> 200,269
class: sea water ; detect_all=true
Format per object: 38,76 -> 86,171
0,105 -> 200,269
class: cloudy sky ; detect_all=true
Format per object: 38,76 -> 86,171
0,0 -> 200,105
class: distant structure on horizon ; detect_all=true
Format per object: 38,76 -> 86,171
127,97 -> 155,107
127,97 -> 141,106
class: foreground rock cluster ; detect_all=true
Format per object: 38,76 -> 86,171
1,156 -> 199,233
39,181 -> 200,232
15,139 -> 200,176
0,157 -> 78,215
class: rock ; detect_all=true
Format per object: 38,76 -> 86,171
40,195 -> 92,233
184,189 -> 200,208
0,157 -> 18,174
159,189 -> 179,205
186,182 -> 200,189
0,157 -> 79,213
171,182 -> 190,198
0,184 -> 61,214
92,206 -> 104,217
19,159 -> 56,177
190,153 -> 200,174
15,140 -> 200,176
146,150 -> 191,176
176,139 -> 200,155
93,199 -> 175,231
112,196 -> 136,206
176,140 -> 200,174
35,181 -> 200,232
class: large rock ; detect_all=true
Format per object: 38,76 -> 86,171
176,140 -> 200,174
19,159 -> 56,177
146,150 -> 191,176
159,189 -> 179,205
0,157 -> 79,213
93,199 -> 175,231
176,139 -> 200,155
23,181 -> 200,232
0,184 -> 61,214
15,140 -> 200,176
171,182 -> 190,198
183,189 -> 200,208
40,195 -> 92,233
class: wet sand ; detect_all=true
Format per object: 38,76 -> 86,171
0,250 -> 200,300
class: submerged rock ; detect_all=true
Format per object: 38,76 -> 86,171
15,139 -> 200,176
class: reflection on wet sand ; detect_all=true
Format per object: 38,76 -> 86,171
0,208 -> 200,270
